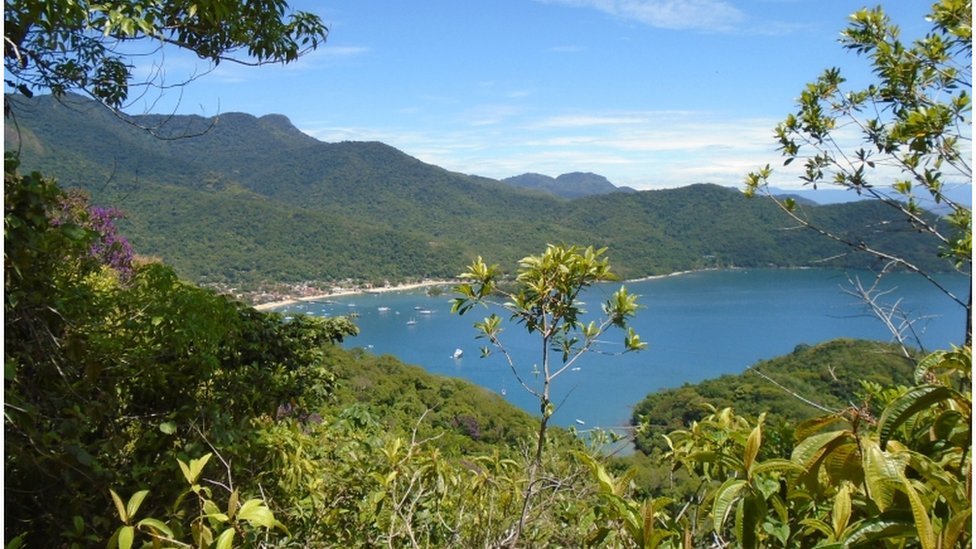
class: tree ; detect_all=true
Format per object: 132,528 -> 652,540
4,0 -> 328,117
452,244 -> 646,547
745,0 -> 972,346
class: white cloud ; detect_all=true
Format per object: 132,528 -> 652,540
300,109 -> 789,190
540,0 -> 745,32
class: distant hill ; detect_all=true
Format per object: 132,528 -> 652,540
767,185 -> 972,214
502,171 -> 637,198
4,94 -> 951,287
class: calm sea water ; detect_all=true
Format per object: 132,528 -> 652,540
275,269 -> 969,432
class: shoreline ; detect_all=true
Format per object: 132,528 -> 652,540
252,279 -> 458,311
251,268 -> 716,312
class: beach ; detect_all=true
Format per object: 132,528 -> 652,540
252,279 -> 458,311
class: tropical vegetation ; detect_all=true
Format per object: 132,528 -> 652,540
4,0 -> 972,547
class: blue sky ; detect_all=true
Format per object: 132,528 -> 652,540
128,1 -> 937,191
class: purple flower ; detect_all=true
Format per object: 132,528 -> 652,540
53,194 -> 135,281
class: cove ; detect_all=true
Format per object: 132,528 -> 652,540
275,268 -> 969,433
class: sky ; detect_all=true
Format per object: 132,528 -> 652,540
125,0 -> 942,191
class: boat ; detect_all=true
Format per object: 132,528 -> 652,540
452,348 -> 463,359
406,318 -> 417,326
377,306 -> 391,312
417,309 -> 433,315
575,419 -> 586,426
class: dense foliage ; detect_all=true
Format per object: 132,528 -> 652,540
5,93 -> 951,289
631,339 -> 917,455
746,0 -> 972,343
4,0 -> 327,114
4,1 -> 971,547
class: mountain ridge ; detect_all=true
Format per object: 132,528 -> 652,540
4,94 -> 950,289
502,171 -> 638,199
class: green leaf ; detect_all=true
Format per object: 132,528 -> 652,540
900,477 -> 936,549
831,482 -> 852,539
791,430 -> 851,471
158,421 -> 176,435
743,420 -> 762,476
941,508 -> 971,549
711,478 -> 746,532
214,527 -> 235,549
878,385 -> 955,449
178,453 -> 212,485
118,525 -> 134,549
110,489 -> 128,523
135,517 -> 173,538
125,490 -> 149,521
238,499 -> 276,529
750,458 -> 804,477
861,438 -> 904,511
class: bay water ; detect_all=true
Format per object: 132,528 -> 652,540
276,269 -> 969,432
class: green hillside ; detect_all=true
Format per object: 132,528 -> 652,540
630,339 -> 916,455
5,94 -> 949,289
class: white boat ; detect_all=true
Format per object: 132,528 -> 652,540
452,348 -> 463,359
417,309 -> 433,314
406,318 -> 417,326
378,306 -> 391,312
575,419 -> 586,426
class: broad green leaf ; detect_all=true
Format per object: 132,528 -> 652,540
135,517 -> 173,537
831,482 -> 851,539
750,458 -> 804,477
743,421 -> 762,476
711,478 -> 746,532
118,525 -> 134,549
941,508 -> 971,549
792,430 -> 853,485
110,489 -> 128,523
900,477 -> 935,549
214,527 -> 235,549
799,518 -> 833,538
158,421 -> 176,435
238,498 -> 276,529
227,489 -> 240,520
125,490 -> 149,521
878,385 -> 956,449
904,449 -> 968,512
861,439 -> 904,511
179,453 -> 212,485
842,515 -> 916,545
793,414 -> 845,441
913,350 -> 948,383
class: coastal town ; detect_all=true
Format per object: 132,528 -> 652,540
200,278 -> 459,310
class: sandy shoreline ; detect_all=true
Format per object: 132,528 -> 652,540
252,279 -> 458,311
252,269 -> 712,312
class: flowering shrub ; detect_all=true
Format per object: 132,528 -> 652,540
52,189 -> 134,281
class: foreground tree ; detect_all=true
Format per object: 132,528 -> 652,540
745,0 -> 972,346
4,0 -> 328,117
3,155 -> 359,545
453,244 -> 646,547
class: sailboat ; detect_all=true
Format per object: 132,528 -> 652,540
452,348 -> 464,359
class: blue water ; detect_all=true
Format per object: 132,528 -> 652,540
276,269 -> 969,432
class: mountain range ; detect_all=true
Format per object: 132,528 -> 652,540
502,172 -> 636,198
4,94 -> 949,287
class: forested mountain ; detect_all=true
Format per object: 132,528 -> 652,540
5,93 -> 948,287
502,171 -> 637,198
